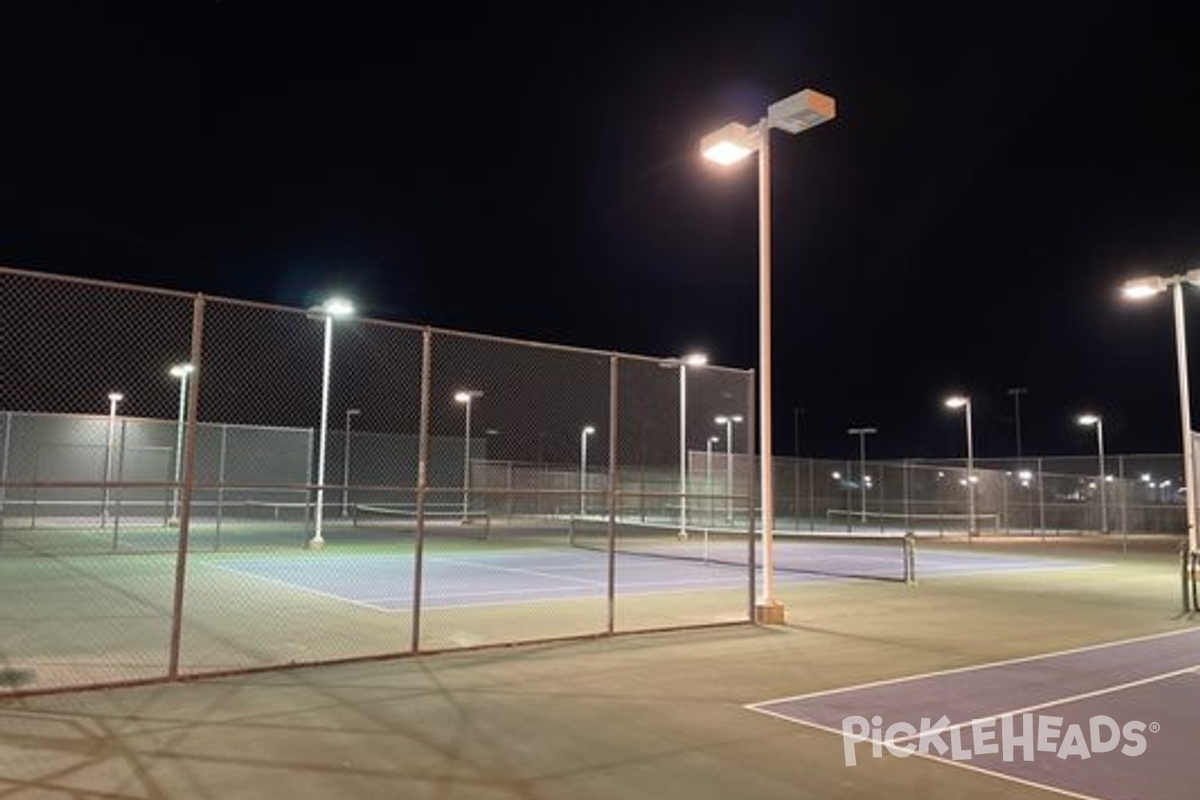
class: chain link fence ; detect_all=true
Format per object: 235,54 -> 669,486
3,266 -> 1192,695
1,267 -> 756,693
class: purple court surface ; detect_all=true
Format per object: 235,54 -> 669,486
749,628 -> 1200,800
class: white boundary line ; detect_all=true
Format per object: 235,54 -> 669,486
886,664 -> 1200,745
747,712 -> 1108,800
745,626 -> 1200,709
210,563 -> 387,612
745,629 -> 1200,800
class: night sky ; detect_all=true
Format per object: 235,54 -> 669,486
4,2 -> 1200,462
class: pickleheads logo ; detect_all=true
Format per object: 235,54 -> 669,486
841,714 -> 1156,766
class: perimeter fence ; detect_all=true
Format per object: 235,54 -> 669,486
2,266 -> 1191,695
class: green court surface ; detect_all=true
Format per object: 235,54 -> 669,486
1,536 -> 1195,800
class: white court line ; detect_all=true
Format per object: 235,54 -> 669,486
745,629 -> 1200,800
746,711 -> 1108,800
885,664 -> 1200,746
432,556 -> 606,587
745,626 -> 1200,709
211,563 -> 388,612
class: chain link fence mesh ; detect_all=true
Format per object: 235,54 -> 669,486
3,266 -> 1193,694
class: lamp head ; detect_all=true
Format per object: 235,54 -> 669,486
944,396 -> 969,410
700,122 -> 759,165
107,392 -> 124,404
169,363 -> 194,379
1078,413 -> 1101,427
454,390 -> 482,404
582,425 -> 596,436
1120,276 -> 1168,300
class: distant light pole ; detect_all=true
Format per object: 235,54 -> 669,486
1007,387 -> 1027,464
715,414 -> 744,522
168,363 -> 193,524
706,435 -> 719,526
102,391 -> 124,527
660,352 -> 708,538
1122,271 -> 1200,558
702,86 -> 836,622
341,408 -> 360,517
944,395 -> 976,536
455,389 -> 484,521
1078,413 -> 1107,534
307,296 -> 354,548
846,427 -> 878,521
579,425 -> 595,515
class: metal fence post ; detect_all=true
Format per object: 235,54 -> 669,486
411,327 -> 433,653
607,354 -> 618,634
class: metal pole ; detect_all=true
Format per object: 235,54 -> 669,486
1172,280 -> 1198,557
706,437 -> 714,528
103,393 -> 122,528
607,355 -> 619,634
170,368 -> 189,524
724,418 -> 735,522
579,426 -> 589,515
1097,417 -> 1107,534
462,396 -> 472,521
679,363 -> 687,538
311,314 -> 333,547
1008,387 -> 1027,463
966,400 -> 976,536
342,408 -> 359,516
756,119 -> 781,620
411,328 -> 432,653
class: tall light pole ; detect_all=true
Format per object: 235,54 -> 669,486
308,296 -> 354,549
1078,413 -> 1107,534
168,363 -> 193,525
944,395 -> 976,536
341,407 -> 360,517
660,352 -> 708,539
715,415 -> 744,523
706,434 -> 719,526
579,425 -> 595,515
1007,387 -> 1027,464
1122,271 -> 1200,558
102,391 -> 124,527
455,389 -> 483,522
846,427 -> 878,521
702,86 -> 836,623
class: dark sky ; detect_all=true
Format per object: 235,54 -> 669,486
4,1 -> 1200,462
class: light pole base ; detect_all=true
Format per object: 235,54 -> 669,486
755,600 -> 786,625
307,537 -> 325,551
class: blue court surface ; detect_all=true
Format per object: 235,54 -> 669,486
749,628 -> 1200,800
212,543 -> 1098,611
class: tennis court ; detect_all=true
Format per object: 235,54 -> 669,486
1,534 -> 1192,800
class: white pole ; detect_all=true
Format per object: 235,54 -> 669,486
724,418 -> 734,522
312,314 -> 334,547
1097,417 -> 1107,534
342,408 -> 359,516
170,369 -> 189,523
580,427 -> 591,515
757,119 -> 779,616
965,399 -> 976,536
1173,280 -> 1198,556
462,396 -> 472,521
679,363 -> 687,539
103,393 -> 122,527
706,436 -> 714,526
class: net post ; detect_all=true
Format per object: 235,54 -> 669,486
904,531 -> 917,586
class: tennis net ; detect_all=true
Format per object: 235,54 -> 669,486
568,517 -> 916,583
351,503 -> 492,539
